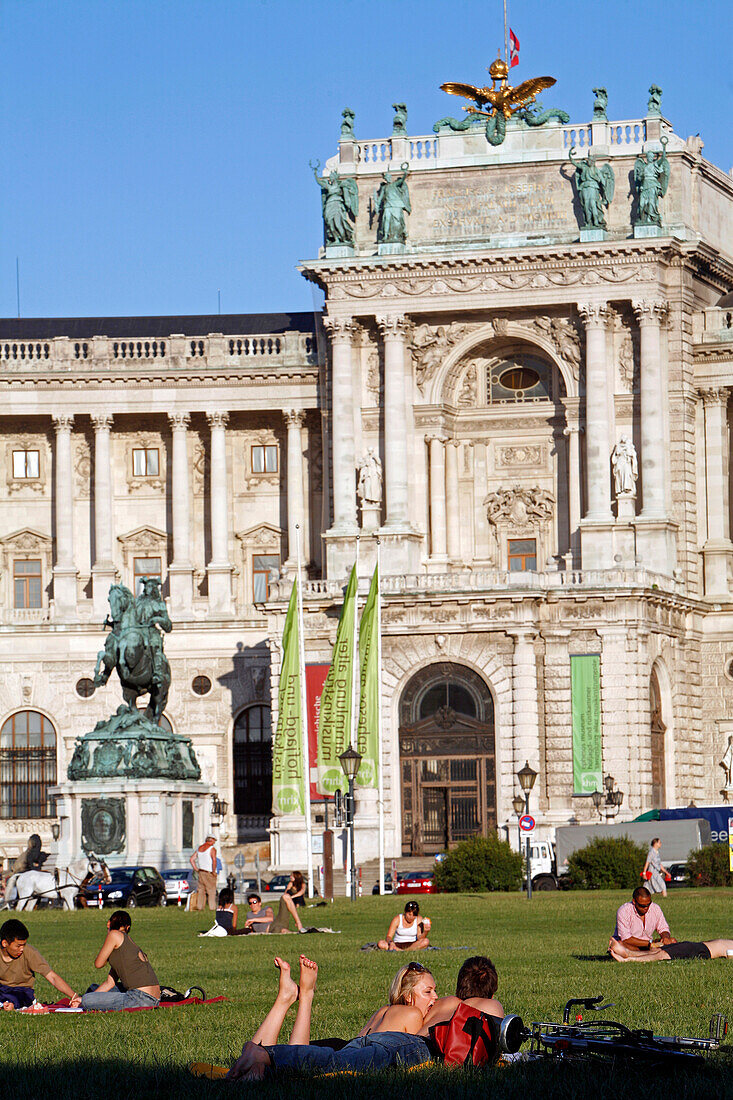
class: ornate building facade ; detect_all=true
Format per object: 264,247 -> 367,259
1,90 -> 732,867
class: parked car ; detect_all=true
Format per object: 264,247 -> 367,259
266,874 -> 292,893
161,868 -> 192,905
666,862 -> 689,888
87,865 -> 167,908
371,872 -> 405,895
395,871 -> 436,895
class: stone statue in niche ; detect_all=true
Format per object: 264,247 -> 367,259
720,735 -> 733,788
611,435 -> 638,496
357,448 -> 383,504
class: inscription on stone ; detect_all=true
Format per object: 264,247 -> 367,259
423,174 -> 568,239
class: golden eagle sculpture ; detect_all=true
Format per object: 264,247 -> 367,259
441,55 -> 556,146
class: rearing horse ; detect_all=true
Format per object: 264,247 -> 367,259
93,584 -> 171,723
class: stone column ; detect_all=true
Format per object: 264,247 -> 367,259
168,412 -> 194,616
561,398 -> 583,568
91,413 -> 117,618
578,303 -> 612,521
445,440 -> 461,563
284,409 -> 307,567
323,319 -> 357,533
633,300 -> 668,519
51,414 -> 78,620
377,315 -> 410,528
700,387 -> 733,598
509,628 -> 541,783
206,411 -> 234,615
425,433 -> 447,563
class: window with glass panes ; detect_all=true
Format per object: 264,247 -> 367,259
12,450 -> 40,479
133,556 -> 162,596
233,706 -> 272,815
14,560 -> 42,609
0,711 -> 57,819
132,447 -> 159,477
251,445 -> 278,474
507,538 -> 537,571
253,555 -> 279,602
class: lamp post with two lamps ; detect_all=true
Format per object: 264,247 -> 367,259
516,760 -> 538,900
339,745 -> 362,901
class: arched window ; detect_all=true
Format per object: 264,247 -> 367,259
233,706 -> 272,818
0,711 -> 57,819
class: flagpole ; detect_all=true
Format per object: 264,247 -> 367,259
345,538 -> 360,900
504,0 -> 509,65
376,539 -> 385,895
295,524 -> 314,898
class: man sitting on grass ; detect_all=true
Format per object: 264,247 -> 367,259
0,918 -> 81,1010
612,886 -> 676,950
243,893 -> 275,932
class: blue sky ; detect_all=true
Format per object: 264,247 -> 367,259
2,0 -> 732,320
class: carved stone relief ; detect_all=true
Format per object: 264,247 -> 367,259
456,363 -> 477,407
411,323 -> 472,393
496,445 -> 544,468
74,438 -> 91,498
192,438 -> 206,494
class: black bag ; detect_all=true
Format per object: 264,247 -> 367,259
159,985 -> 206,1003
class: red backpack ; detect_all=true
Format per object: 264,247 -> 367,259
428,1003 -> 501,1067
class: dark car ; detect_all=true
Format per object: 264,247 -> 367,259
666,862 -> 689,888
395,871 -> 436,895
88,865 -> 167,908
372,872 -> 405,895
266,874 -> 292,893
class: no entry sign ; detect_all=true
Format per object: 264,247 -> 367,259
519,814 -> 536,833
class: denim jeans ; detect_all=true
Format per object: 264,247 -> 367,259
80,987 -> 159,1011
267,1032 -> 432,1073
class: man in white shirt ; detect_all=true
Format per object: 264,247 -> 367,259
190,835 -> 218,911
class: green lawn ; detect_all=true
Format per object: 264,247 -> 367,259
2,889 -> 732,1098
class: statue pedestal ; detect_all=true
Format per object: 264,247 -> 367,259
377,243 -> 406,255
634,225 -> 663,238
580,228 -> 607,242
49,778 -> 212,870
360,501 -> 381,532
615,494 -> 636,521
325,245 -> 354,258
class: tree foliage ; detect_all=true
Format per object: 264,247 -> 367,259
433,834 -> 523,893
686,843 -> 733,887
566,835 -> 648,890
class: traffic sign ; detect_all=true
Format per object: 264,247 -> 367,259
234,853 -> 245,869
519,814 -> 536,833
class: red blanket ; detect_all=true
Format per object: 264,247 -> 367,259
43,996 -> 226,1013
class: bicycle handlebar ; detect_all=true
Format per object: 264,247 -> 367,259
562,995 -> 615,1024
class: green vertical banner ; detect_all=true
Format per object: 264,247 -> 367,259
356,564 -> 379,788
271,582 -> 305,815
570,654 -> 603,795
317,565 -> 357,794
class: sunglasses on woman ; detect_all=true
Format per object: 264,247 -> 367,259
406,961 -> 426,973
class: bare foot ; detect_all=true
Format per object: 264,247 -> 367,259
274,957 -> 298,1004
2,1002 -> 14,1011
608,938 -> 629,961
226,1041 -> 272,1081
298,954 -> 318,994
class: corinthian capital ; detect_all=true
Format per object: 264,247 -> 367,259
283,408 -> 306,428
376,314 -> 410,340
322,316 -> 356,341
206,411 -> 229,430
168,412 -> 191,431
91,413 -> 114,431
52,414 -> 74,432
632,299 -> 669,325
577,302 -> 610,328
698,387 -> 730,407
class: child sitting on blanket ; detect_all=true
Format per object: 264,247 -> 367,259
0,918 -> 81,1010
81,910 -> 160,1011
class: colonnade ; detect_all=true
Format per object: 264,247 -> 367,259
46,408 -> 310,621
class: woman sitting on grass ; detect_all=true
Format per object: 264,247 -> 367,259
81,910 -> 160,1011
226,956 -> 436,1079
378,900 -> 431,951
211,888 -> 250,935
287,871 -> 306,908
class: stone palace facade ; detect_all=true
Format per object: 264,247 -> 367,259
1,90 -> 733,869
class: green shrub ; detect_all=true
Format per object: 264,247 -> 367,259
433,834 -> 523,893
686,843 -> 733,887
566,835 -> 648,890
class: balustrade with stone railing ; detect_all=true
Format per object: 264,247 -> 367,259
0,330 -> 320,371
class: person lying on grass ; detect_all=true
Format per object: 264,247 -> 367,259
227,956 -> 437,1079
0,918 -> 81,1010
609,936 -> 733,962
80,909 -> 161,1011
378,900 -> 431,951
227,953 -> 504,1080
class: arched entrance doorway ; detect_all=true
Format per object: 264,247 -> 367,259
649,668 -> 666,807
399,663 -> 496,855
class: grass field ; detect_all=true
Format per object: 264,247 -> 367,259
2,888 -> 732,1098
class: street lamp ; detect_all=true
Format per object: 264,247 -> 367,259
593,778 -> 624,820
591,789 -> 604,817
211,795 -> 229,828
512,793 -> 525,854
516,761 -> 538,900
339,746 -> 362,901
51,822 -> 60,842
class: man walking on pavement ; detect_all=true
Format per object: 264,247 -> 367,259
190,835 -> 218,911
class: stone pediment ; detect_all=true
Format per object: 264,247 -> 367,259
235,523 -> 284,552
0,528 -> 53,569
117,526 -> 168,568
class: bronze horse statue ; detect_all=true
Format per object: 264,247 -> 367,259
93,582 -> 172,723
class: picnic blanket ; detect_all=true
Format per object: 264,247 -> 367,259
20,995 -> 227,1015
361,943 -> 472,951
